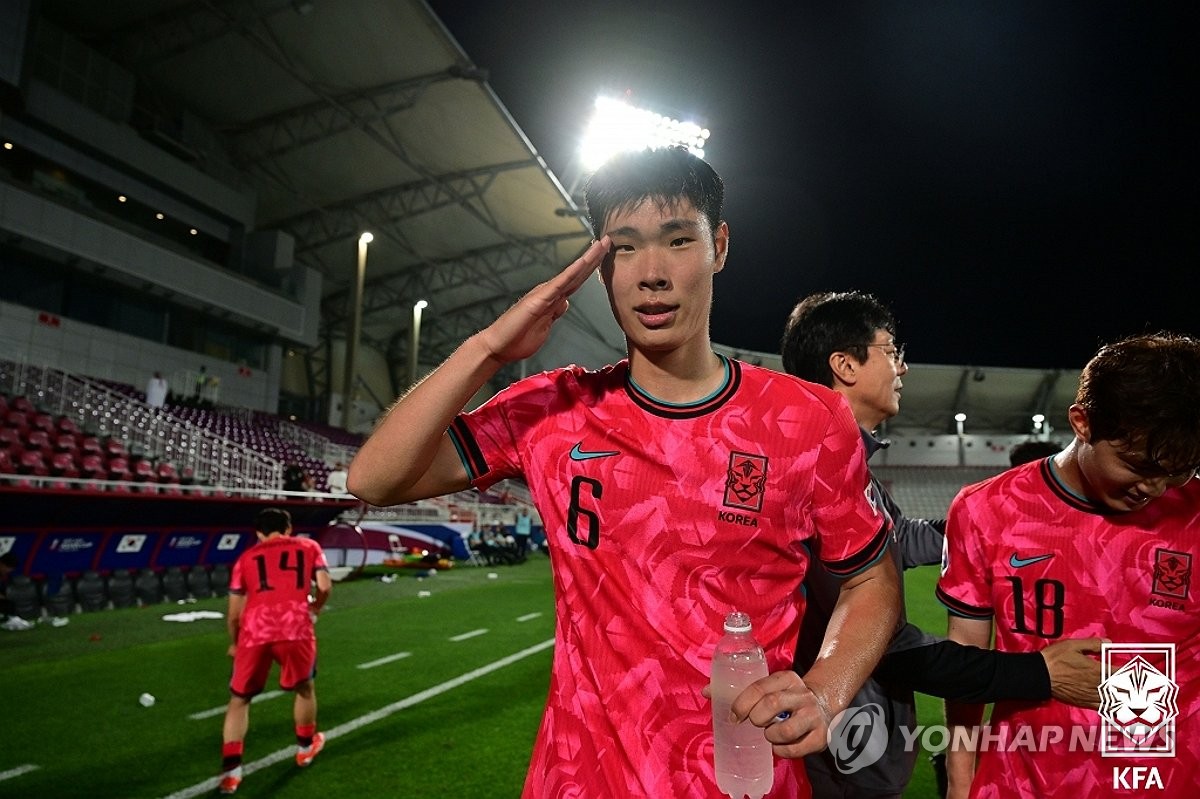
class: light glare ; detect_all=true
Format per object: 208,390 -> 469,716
579,96 -> 710,172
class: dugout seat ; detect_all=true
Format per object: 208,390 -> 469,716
106,569 -> 136,609
40,579 -> 75,617
6,574 -> 42,620
75,570 -> 108,612
186,566 -> 213,599
135,569 -> 163,605
209,563 -> 231,597
162,567 -> 189,602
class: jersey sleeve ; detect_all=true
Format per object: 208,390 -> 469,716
447,373 -> 558,491
935,488 -> 994,619
812,399 -> 890,577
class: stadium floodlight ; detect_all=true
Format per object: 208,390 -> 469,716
579,96 -> 710,172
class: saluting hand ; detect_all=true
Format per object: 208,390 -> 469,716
475,237 -> 611,364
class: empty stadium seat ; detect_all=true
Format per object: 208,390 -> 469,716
30,413 -> 55,434
135,569 -> 163,605
17,449 -> 48,476
24,429 -> 52,456
209,563 -> 231,597
75,570 -> 108,612
186,567 -> 213,599
3,410 -> 29,433
79,436 -> 102,456
49,451 -> 79,478
106,569 -> 136,609
10,396 -> 33,414
54,433 -> 79,454
106,456 -> 131,481
132,458 -> 155,483
162,567 -> 189,602
6,574 -> 41,621
0,427 -> 20,450
79,453 -> 106,479
40,580 -> 75,617
0,448 -> 14,475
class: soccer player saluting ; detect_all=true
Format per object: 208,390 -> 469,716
349,146 -> 901,798
938,333 -> 1200,797
218,507 -> 332,795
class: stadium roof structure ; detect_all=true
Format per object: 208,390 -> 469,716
31,0 -> 1081,435
38,0 -> 625,386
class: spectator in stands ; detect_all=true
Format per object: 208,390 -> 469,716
146,371 -> 169,409
325,462 -> 348,494
283,463 -> 314,493
1008,438 -> 1060,467
782,291 -> 1102,798
0,552 -> 35,631
217,508 -> 332,795
347,146 -> 902,797
940,333 -> 1200,797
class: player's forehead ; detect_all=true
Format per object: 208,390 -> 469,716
600,196 -> 706,237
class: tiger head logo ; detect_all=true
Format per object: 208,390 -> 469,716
1098,655 -> 1179,746
1153,550 -> 1191,599
723,452 -> 767,512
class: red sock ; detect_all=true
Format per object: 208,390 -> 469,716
222,741 -> 244,771
296,724 -> 316,747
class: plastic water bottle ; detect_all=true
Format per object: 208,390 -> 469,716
711,610 -> 774,799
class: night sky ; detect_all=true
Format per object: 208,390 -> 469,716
427,1 -> 1195,369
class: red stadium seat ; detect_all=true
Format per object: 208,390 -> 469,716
49,451 -> 79,479
0,427 -> 20,450
17,449 -> 48,476
132,459 -> 155,482
107,456 -> 131,481
3,410 -> 29,433
55,416 -> 81,435
31,413 -> 55,434
80,436 -> 102,456
10,396 -> 34,414
104,438 -> 128,459
54,433 -> 79,455
25,429 -> 53,456
79,453 -> 106,479
0,448 -> 14,474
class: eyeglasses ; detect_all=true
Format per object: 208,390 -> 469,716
866,343 -> 906,365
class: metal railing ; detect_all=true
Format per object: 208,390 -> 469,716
1,359 -> 283,490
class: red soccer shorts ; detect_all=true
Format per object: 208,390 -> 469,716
230,639 -> 317,697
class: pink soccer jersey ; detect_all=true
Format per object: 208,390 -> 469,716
229,535 -> 328,647
938,459 -> 1200,796
449,356 -> 888,798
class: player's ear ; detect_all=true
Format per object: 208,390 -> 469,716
711,221 -> 730,274
1067,404 -> 1091,442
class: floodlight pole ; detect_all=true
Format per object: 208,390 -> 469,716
341,232 -> 371,430
408,300 -> 428,388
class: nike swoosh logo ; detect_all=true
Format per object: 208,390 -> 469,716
1009,552 -> 1055,569
569,443 -> 620,461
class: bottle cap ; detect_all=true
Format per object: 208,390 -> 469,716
723,610 -> 752,633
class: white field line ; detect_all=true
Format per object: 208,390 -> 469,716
516,612 -> 542,622
356,651 -> 412,670
0,764 -> 40,783
188,690 -> 285,720
159,638 -> 555,799
449,628 -> 488,641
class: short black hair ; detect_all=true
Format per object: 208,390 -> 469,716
781,291 -> 897,386
1076,332 -> 1200,471
584,146 -> 724,241
254,508 -> 292,535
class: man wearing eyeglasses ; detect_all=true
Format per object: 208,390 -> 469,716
782,291 -> 1103,798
